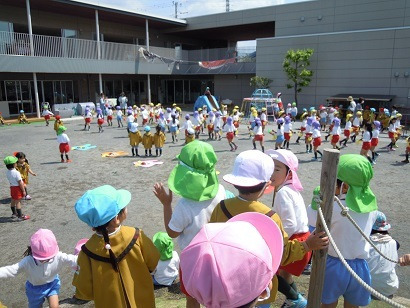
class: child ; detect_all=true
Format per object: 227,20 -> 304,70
165,107 -> 172,131
307,154 -> 378,307
252,118 -> 265,152
170,113 -> 180,143
295,108 -> 308,144
223,116 -> 238,151
140,106 -> 149,125
248,108 -> 258,138
142,125 -> 154,157
181,212 -> 283,308
15,152 -> 36,200
0,229 -> 78,307
339,114 -> 353,147
360,123 -> 373,164
57,126 -> 71,163
207,111 -> 215,140
403,136 -> 410,163
42,106 -> 54,126
116,106 -> 123,128
185,127 -> 195,144
158,112 -> 167,133
232,109 -> 240,134
53,115 -> 63,135
319,107 -> 328,131
73,185 -> 160,307
83,107 -> 92,131
151,232 -> 179,286
126,110 -> 134,133
153,125 -> 166,157
128,122 -> 142,157
96,108 -> 104,133
18,110 -> 29,124
312,121 -> 323,160
221,104 -> 228,124
4,156 -> 29,221
273,118 -> 284,150
351,111 -> 362,142
370,120 -> 381,163
290,102 -> 298,122
330,118 -> 341,150
367,211 -> 399,298
106,106 -> 113,126
192,111 -> 202,139
214,111 -> 223,141
387,117 -> 397,151
210,150 -> 328,307
261,107 -> 268,132
283,116 -> 293,150
153,140 -> 227,308
286,103 -> 292,116
304,116 -> 314,153
0,111 -> 4,125
394,113 -> 403,147
266,149 -> 311,307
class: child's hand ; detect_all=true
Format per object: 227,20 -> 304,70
304,230 -> 329,251
153,183 -> 173,207
399,254 -> 410,266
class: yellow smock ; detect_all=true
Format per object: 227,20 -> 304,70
153,132 -> 166,148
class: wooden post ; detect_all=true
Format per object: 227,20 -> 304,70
307,149 -> 340,308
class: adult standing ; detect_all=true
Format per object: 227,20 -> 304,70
98,92 -> 106,115
118,92 -> 128,114
347,95 -> 356,113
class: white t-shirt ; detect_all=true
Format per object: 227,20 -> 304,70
312,128 -> 321,138
277,125 -> 284,136
367,233 -> 399,296
182,120 -> 193,130
349,100 -> 357,111
107,109 -> 113,116
141,110 -> 149,120
273,182 -> 309,237
170,119 -> 179,128
127,115 -> 134,124
152,251 -> 180,286
57,133 -> 70,144
6,169 -> 22,187
372,129 -> 379,139
353,117 -> 361,127
260,113 -> 267,121
307,196 -> 377,259
344,121 -> 352,130
0,252 -> 77,286
253,125 -> 263,135
363,131 -> 371,142
168,184 -> 226,250
42,110 -> 53,116
284,123 -> 292,133
388,123 -> 396,133
223,123 -> 236,133
331,126 -> 341,136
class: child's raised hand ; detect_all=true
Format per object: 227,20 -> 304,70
304,230 -> 329,251
153,182 -> 173,207
399,254 -> 410,266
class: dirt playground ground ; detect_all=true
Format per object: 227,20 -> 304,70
0,117 -> 408,307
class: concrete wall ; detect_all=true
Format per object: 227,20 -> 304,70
214,74 -> 254,105
256,27 -> 410,108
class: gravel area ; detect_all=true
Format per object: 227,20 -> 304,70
0,116 -> 408,307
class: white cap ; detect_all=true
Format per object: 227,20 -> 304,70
223,150 -> 274,187
130,122 -> 138,133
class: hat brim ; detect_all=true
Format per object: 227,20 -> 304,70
32,245 -> 59,261
229,212 -> 283,274
223,174 -> 265,187
116,189 -> 132,212
373,224 -> 391,231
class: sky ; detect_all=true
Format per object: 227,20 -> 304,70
85,0 -> 310,19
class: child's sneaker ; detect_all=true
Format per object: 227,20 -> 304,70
402,159 -> 409,163
61,159 -> 65,163
66,159 -> 72,163
17,214 -> 30,221
281,293 -> 307,308
25,195 -> 32,200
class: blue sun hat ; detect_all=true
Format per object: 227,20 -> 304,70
144,125 -> 151,132
20,110 -> 24,113
372,211 -> 391,231
75,185 -> 131,228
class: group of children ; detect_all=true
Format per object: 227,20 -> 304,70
1,137 -> 407,308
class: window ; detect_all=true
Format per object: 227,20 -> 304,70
61,29 -> 77,38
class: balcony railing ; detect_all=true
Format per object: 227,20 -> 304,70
0,31 -> 256,63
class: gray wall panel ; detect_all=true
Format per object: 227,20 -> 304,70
214,74 -> 254,104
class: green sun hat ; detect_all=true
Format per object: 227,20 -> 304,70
57,125 -> 67,136
4,156 -> 18,165
311,186 -> 321,210
168,140 -> 219,201
153,232 -> 174,261
337,154 -> 377,213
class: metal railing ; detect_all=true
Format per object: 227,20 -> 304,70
0,31 -> 256,63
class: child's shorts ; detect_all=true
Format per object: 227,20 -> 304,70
26,275 -> 61,308
59,143 -> 70,154
170,126 -> 178,133
44,115 -> 51,120
371,138 -> 378,147
97,118 -> 104,125
313,137 -> 322,147
320,118 -> 326,125
284,132 -> 291,141
276,135 -> 284,143
10,186 -> 24,200
254,134 -> 264,142
362,141 -> 371,151
207,124 -> 214,132
142,118 -> 148,125
233,121 -> 239,128
344,129 -> 351,137
331,135 -> 340,144
85,118 -> 91,124
388,132 -> 395,139
226,132 -> 235,142
280,232 -> 311,276
322,256 -> 371,306
107,115 -> 113,121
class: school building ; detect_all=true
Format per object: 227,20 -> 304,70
0,0 -> 409,118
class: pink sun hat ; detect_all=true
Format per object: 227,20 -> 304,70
74,238 -> 89,255
266,149 -> 303,192
180,212 -> 283,308
30,229 -> 60,261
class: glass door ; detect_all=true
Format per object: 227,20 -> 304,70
19,81 -> 33,113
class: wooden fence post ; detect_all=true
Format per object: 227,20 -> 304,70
307,149 -> 340,307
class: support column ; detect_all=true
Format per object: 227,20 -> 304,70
145,19 -> 151,104
26,0 -> 40,117
95,10 -> 103,94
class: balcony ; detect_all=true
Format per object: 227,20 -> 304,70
0,31 -> 255,75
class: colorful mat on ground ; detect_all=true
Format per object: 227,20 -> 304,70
72,144 -> 97,151
101,151 -> 129,157
133,160 -> 164,168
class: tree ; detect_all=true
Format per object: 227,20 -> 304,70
250,76 -> 272,89
282,49 -> 314,104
